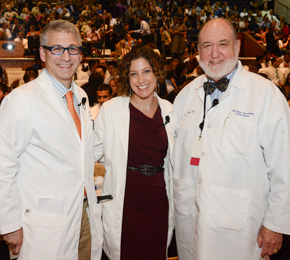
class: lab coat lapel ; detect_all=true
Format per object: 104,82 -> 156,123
219,86 -> 231,103
196,76 -> 207,106
156,94 -> 174,158
112,97 -> 130,157
38,71 -> 70,118
75,84 -> 90,142
219,61 -> 247,103
37,71 -> 82,141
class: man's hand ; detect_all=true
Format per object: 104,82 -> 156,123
257,225 -> 283,257
2,228 -> 23,255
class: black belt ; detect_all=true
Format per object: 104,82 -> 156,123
127,164 -> 164,176
84,195 -> 114,203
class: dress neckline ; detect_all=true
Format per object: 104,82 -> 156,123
129,102 -> 160,120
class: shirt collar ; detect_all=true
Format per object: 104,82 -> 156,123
44,68 -> 74,97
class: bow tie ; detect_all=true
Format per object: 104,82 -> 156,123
203,78 -> 230,95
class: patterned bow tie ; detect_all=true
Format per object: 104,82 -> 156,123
203,78 -> 230,95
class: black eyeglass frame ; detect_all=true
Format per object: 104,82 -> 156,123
42,45 -> 82,55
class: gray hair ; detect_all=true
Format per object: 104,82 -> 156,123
40,19 -> 81,46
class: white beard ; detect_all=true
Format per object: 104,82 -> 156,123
199,46 -> 239,81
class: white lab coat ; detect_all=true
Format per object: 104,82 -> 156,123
0,71 -> 102,260
94,95 -> 175,260
173,61 -> 290,260
258,66 -> 286,86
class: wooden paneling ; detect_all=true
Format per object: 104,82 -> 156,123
239,32 -> 266,59
0,41 -> 24,58
0,57 -> 116,70
0,58 -> 35,70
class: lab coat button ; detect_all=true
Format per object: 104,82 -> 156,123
201,152 -> 205,156
198,179 -> 202,184
207,124 -> 211,128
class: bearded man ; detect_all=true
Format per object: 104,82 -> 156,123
173,18 -> 290,260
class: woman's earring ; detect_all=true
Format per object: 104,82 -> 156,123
155,83 -> 160,94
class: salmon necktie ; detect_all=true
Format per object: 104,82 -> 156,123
65,91 -> 87,196
65,91 -> 81,139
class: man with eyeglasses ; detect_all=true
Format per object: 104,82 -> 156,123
0,20 -> 102,260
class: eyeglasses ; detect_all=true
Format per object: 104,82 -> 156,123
42,46 -> 82,55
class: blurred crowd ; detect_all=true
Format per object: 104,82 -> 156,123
0,0 -> 289,58
0,0 -> 290,107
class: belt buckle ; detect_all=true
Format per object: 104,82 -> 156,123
139,164 -> 155,176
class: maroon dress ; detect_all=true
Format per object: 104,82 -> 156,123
120,103 -> 169,260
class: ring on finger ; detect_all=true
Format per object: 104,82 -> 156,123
273,249 -> 279,254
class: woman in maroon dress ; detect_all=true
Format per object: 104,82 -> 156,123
94,47 -> 174,260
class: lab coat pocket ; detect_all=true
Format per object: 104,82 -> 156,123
206,186 -> 250,231
173,178 -> 196,217
20,213 -> 66,260
220,116 -> 256,155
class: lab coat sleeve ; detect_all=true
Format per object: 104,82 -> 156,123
259,89 -> 290,235
0,91 -> 33,234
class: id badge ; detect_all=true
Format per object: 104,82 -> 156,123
190,135 -> 203,166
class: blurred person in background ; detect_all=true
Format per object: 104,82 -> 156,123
0,82 -> 9,105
